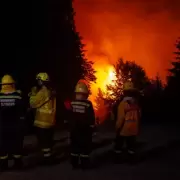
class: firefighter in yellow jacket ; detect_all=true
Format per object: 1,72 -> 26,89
115,81 -> 141,158
29,73 -> 56,163
0,75 -> 25,171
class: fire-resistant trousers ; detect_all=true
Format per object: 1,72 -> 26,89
70,127 -> 92,167
0,125 -> 24,162
115,135 -> 136,154
35,127 -> 54,158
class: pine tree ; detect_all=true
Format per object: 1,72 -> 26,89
95,88 -> 109,123
168,38 -> 180,80
167,37 -> 180,94
95,88 -> 105,110
60,1 -> 96,97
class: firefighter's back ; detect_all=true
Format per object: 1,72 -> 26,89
0,91 -> 23,126
70,99 -> 94,132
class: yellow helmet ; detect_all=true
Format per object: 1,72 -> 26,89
75,81 -> 89,94
1,74 -> 15,85
123,81 -> 135,91
36,72 -> 49,81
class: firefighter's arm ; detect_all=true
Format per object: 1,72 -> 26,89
116,102 -> 125,130
52,97 -> 56,113
88,103 -> 96,128
29,89 -> 47,108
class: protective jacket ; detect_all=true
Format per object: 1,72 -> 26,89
29,86 -> 56,128
70,99 -> 95,131
0,91 -> 24,126
116,97 -> 140,136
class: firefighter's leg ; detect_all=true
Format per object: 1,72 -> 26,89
36,128 -> 54,161
80,129 -> 92,169
126,136 -> 136,155
113,135 -> 126,163
12,128 -> 24,169
70,131 -> 80,168
114,135 -> 124,155
125,136 -> 137,164
0,155 -> 8,171
0,129 -> 9,171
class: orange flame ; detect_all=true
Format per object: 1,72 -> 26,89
88,57 -> 116,106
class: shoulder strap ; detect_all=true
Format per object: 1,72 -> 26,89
37,94 -> 54,109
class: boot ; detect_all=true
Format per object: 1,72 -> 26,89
13,158 -> 23,170
0,159 -> 8,172
40,155 -> 59,166
70,155 -> 79,169
127,149 -> 136,164
80,156 -> 91,170
113,150 -> 125,164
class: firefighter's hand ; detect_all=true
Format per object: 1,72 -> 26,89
31,86 -> 38,96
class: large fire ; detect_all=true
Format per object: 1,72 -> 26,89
73,0 -> 180,107
89,58 -> 116,105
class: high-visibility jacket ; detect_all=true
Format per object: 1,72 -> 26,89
29,86 -> 56,128
116,97 -> 140,136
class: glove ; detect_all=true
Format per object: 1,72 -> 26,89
29,86 -> 38,96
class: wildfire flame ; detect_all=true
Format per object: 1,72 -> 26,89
88,57 -> 116,106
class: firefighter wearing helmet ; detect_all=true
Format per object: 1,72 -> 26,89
69,80 -> 95,169
0,75 -> 25,171
114,81 -> 141,161
29,72 -> 56,164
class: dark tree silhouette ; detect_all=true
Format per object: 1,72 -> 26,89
95,88 -> 109,123
95,88 -> 105,110
164,37 -> 180,120
56,3 -> 96,98
167,37 -> 180,92
106,58 -> 149,102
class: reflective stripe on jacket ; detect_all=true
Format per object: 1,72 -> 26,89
116,97 -> 140,136
29,86 -> 56,128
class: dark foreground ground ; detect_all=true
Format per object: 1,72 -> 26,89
0,122 -> 180,180
1,143 -> 180,180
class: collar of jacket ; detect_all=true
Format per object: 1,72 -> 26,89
123,97 -> 133,102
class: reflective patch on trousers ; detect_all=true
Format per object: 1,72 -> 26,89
80,154 -> 89,158
0,155 -> 8,160
13,154 -> 22,159
44,152 -> 52,157
128,150 -> 135,154
71,153 -> 79,157
42,148 -> 51,157
42,148 -> 51,152
114,150 -> 123,154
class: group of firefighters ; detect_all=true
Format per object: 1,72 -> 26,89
0,72 -> 141,172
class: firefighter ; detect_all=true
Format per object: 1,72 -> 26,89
0,75 -> 25,171
69,80 -> 95,169
29,72 -> 56,164
114,81 -> 141,161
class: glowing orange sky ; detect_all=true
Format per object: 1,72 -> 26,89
73,0 -> 180,104
74,0 -> 180,78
